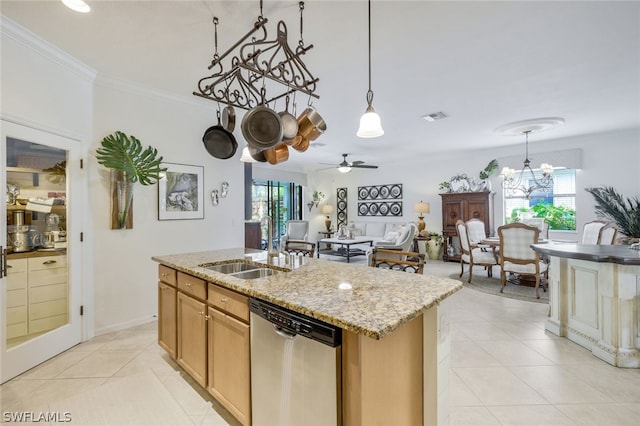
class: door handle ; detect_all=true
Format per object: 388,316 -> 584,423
0,246 -> 6,277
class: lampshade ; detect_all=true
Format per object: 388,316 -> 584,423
338,166 -> 352,173
414,202 -> 430,215
321,205 -> 334,215
357,107 -> 384,138
61,0 -> 91,13
240,146 -> 256,163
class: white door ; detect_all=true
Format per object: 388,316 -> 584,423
1,120 -> 83,383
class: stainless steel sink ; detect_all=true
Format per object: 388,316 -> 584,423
230,268 -> 279,280
200,260 -> 287,279
203,261 -> 260,274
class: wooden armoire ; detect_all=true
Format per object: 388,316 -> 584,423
440,192 -> 495,262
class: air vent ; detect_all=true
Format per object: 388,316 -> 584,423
422,112 -> 447,122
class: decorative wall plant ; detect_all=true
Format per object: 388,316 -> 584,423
96,131 -> 166,229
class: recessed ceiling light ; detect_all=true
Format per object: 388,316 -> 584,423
422,111 -> 447,122
61,0 -> 91,13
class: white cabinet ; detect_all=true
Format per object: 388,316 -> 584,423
5,254 -> 68,339
6,259 -> 28,339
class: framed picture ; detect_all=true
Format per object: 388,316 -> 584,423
158,163 -> 204,220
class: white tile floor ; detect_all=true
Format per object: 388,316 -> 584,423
1,260 -> 639,425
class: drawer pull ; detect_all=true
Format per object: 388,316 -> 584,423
185,282 -> 192,287
43,260 -> 57,265
204,315 -> 211,321
220,297 -> 228,303
161,272 -> 168,278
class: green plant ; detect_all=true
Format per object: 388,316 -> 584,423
585,186 -> 640,237
438,181 -> 451,192
506,203 -> 576,230
427,231 -> 443,245
95,131 -> 166,185
479,159 -> 499,180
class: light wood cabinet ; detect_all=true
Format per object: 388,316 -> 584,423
158,265 -> 177,359
208,306 -> 251,426
159,268 -> 252,425
440,192 -> 494,262
177,291 -> 208,387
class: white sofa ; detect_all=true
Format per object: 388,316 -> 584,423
346,221 -> 416,251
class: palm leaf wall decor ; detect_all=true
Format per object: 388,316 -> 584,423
96,131 -> 166,185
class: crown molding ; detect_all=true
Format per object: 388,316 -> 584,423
1,15 -> 97,82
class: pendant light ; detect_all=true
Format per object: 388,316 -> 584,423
357,0 -> 384,138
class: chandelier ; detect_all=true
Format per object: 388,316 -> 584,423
501,130 -> 554,199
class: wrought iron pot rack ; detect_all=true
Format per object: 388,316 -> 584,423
193,1 -> 320,110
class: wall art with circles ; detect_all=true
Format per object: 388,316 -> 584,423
337,187 -> 348,227
357,184 -> 402,201
357,201 -> 403,217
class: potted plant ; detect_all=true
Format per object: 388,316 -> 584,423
585,186 -> 640,243
312,191 -> 325,207
426,231 -> 444,260
96,131 -> 166,229
478,159 -> 499,191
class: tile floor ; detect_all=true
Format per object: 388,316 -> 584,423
1,260 -> 639,425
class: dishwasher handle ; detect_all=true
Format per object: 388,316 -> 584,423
272,324 -> 297,339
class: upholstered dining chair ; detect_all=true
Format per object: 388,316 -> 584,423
456,220 -> 499,283
582,220 -> 617,244
369,248 -> 425,274
279,220 -> 309,251
466,218 -> 487,245
498,222 -> 548,299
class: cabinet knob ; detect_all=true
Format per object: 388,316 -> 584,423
198,311 -> 204,316
161,272 -> 168,278
185,282 -> 192,287
204,315 -> 211,321
220,297 -> 228,303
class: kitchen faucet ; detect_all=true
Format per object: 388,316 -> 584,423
260,215 -> 279,260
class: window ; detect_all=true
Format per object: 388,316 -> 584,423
504,169 -> 576,231
251,180 -> 303,248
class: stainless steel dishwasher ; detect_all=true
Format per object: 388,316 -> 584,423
250,298 -> 342,426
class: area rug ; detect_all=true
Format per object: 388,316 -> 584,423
448,272 -> 549,304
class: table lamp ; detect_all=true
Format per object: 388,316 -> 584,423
414,201 -> 430,234
321,204 -> 334,232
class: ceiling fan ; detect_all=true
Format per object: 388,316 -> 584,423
320,153 -> 379,173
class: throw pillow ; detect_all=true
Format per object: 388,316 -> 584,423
395,226 -> 411,246
382,231 -> 399,242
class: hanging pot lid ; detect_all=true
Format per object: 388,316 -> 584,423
241,105 -> 284,150
202,111 -> 238,159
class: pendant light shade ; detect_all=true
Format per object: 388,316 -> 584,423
357,0 -> 383,138
61,0 -> 91,13
357,102 -> 384,138
240,146 -> 256,163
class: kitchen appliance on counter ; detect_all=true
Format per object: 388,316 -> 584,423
250,298 -> 341,426
8,210 -> 31,252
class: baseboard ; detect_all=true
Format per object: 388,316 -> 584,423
94,315 -> 157,337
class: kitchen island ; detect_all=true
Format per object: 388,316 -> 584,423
532,243 -> 640,368
153,248 -> 462,426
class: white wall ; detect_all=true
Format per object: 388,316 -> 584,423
306,128 -> 640,242
91,79 -> 245,334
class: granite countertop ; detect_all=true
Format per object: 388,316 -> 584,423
152,248 -> 462,340
532,243 -> 640,266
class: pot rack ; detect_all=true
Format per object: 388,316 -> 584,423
193,1 -> 320,111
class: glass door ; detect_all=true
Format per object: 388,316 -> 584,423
1,120 -> 82,383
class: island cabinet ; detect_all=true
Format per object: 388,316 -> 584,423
157,265 -> 177,358
176,272 -> 208,387
157,266 -> 252,426
440,192 -> 494,262
207,284 -> 251,426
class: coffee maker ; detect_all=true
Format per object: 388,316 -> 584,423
9,210 -> 30,252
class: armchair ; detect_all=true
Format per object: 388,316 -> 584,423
582,220 -> 617,245
279,220 -> 309,251
367,223 -> 417,265
370,248 -> 425,274
498,222 -> 548,299
456,220 -> 499,283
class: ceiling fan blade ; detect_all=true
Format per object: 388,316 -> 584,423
351,160 -> 365,165
351,164 -> 378,169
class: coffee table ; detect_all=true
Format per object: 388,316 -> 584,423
316,237 -> 374,263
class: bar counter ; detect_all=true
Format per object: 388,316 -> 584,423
532,243 -> 640,367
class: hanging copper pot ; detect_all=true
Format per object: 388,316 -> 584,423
263,143 -> 290,165
297,107 -> 327,141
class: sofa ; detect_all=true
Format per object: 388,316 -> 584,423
345,221 -> 417,251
